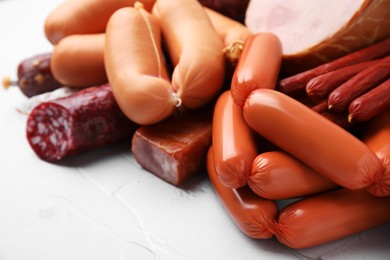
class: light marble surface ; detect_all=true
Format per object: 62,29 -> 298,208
0,0 -> 389,259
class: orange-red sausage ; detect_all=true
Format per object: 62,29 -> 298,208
249,151 -> 338,200
51,33 -> 106,87
105,5 -> 177,125
243,89 -> 384,190
274,188 -> 390,249
44,0 -> 156,44
153,0 -> 225,109
212,91 -> 258,188
362,110 -> 390,197
231,33 -> 282,108
207,146 -> 278,239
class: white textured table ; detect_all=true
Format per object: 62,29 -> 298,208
0,0 -> 389,259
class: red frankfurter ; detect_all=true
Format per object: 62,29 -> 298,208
207,146 -> 278,239
249,151 -> 338,200
243,89 -> 384,190
26,84 -> 137,161
212,91 -> 258,188
231,33 -> 282,108
274,188 -> 390,249
362,111 -> 390,197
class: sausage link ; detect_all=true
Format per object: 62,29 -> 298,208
249,151 -> 338,200
212,91 -> 258,188
348,78 -> 390,123
362,111 -> 390,197
230,33 -> 282,108
105,5 -> 177,125
207,146 -> 278,239
328,56 -> 390,112
274,188 -> 390,249
243,89 -> 384,190
153,0 -> 225,109
51,33 -> 107,87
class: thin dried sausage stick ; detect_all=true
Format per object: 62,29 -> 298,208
243,89 -> 384,190
348,78 -> 390,123
212,91 -> 258,188
26,84 -> 137,161
249,151 -> 338,200
306,59 -> 377,100
274,188 -> 390,249
328,56 -> 390,112
230,33 -> 282,108
207,146 -> 278,239
278,36 -> 390,95
361,111 -> 390,197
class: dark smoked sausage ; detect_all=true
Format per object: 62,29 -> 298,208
26,83 -> 137,161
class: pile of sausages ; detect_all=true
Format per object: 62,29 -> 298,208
6,0 -> 390,249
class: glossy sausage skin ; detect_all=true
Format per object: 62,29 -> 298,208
212,91 -> 258,188
153,0 -> 225,109
243,89 -> 384,190
362,110 -> 390,197
44,0 -> 156,44
207,146 -> 278,239
231,33 -> 282,108
105,6 -> 176,125
274,188 -> 390,249
51,33 -> 107,87
249,151 -> 338,200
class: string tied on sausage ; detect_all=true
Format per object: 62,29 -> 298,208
222,40 -> 244,65
171,92 -> 182,108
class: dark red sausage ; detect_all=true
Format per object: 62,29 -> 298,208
207,146 -> 278,239
26,83 -> 137,161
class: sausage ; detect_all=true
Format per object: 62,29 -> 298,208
274,188 -> 390,249
328,56 -> 390,112
105,5 -> 177,125
230,33 -> 282,108
348,78 -> 390,123
207,146 -> 278,239
44,0 -> 156,44
3,53 -> 63,97
132,106 -> 213,186
361,111 -> 390,197
51,33 -> 107,87
277,36 -> 390,95
243,89 -> 384,190
306,60 -> 377,101
249,151 -> 338,200
153,0 -> 225,109
26,84 -> 137,161
212,91 -> 258,188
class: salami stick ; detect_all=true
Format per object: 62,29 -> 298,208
328,56 -> 390,112
26,84 -> 137,161
278,36 -> 390,95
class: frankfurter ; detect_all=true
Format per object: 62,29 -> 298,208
212,91 -> 258,188
243,89 -> 384,190
249,151 -> 338,200
207,146 -> 278,239
274,188 -> 390,249
44,0 -> 156,44
51,33 -> 107,87
26,84 -> 137,161
362,111 -> 390,197
105,5 -> 177,125
231,33 -> 282,108
153,0 -> 225,109
3,53 -> 63,97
